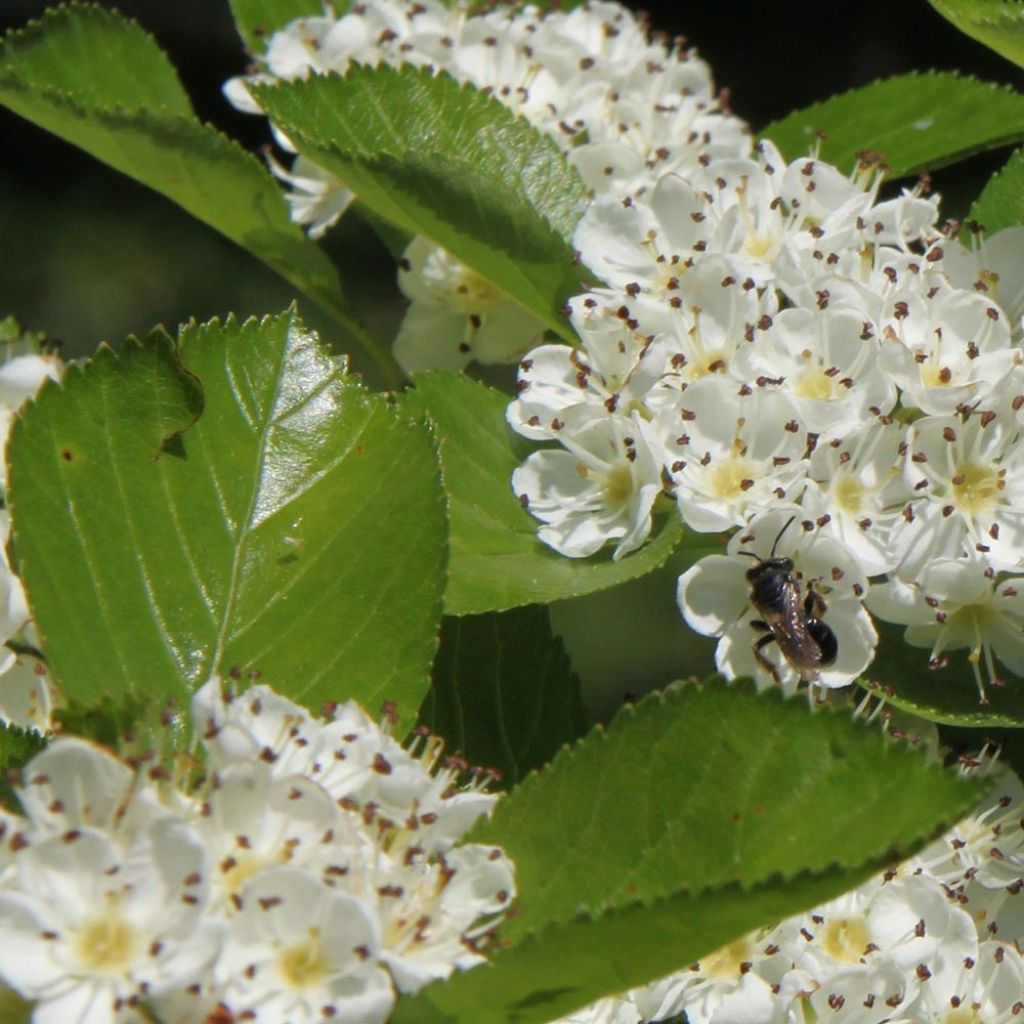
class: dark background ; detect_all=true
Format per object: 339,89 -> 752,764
0,1 -> 1020,716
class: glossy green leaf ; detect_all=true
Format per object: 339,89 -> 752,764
395,679 -> 985,1023
762,72 -> 1024,177
419,606 -> 589,787
967,145 -> 1024,233
403,371 -> 685,615
928,0 -> 1024,72
859,621 -> 1024,728
251,65 -> 593,341
0,4 -> 392,381
228,0 -> 324,54
8,311 -> 447,726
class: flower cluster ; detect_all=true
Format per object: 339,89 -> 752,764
0,678 -> 514,1024
226,1 -> 1024,700
225,0 -> 749,371
544,767 -> 1024,1024
0,321 -> 61,732
507,136 -> 1024,699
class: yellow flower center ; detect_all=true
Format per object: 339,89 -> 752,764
944,1008 -> 982,1024
601,463 -> 635,509
699,937 -> 753,981
450,268 -> 505,314
833,473 -> 866,515
919,361 -> 957,388
793,365 -> 837,401
952,461 -> 1003,517
73,914 -> 139,973
708,456 -> 760,501
819,916 -> 869,964
741,231 -> 775,262
279,930 -> 329,989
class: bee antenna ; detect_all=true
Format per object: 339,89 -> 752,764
769,515 -> 797,558
737,549 -> 759,560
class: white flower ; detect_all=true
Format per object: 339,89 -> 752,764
267,153 -> 354,239
893,939 -> 1024,1024
916,770 -> 1024,889
677,507 -> 876,692
0,652 -> 55,733
512,408 -> 665,560
507,291 -> 669,441
893,407 -> 1024,576
800,960 -> 915,1023
879,287 -> 1019,416
197,761 -> 360,913
792,873 -> 977,999
377,842 -> 515,993
217,866 -> 394,1024
660,377 -> 809,533
640,255 -> 775,402
942,226 -> 1024,342
573,174 -> 713,295
732,303 -> 897,436
0,807 -> 221,1024
633,928 -> 792,1024
800,417 -> 912,578
394,237 -> 545,372
866,557 -> 1024,701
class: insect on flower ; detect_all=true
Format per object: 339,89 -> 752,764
741,516 -> 838,684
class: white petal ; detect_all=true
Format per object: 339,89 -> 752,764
677,556 -> 750,637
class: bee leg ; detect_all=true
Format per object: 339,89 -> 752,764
751,631 -> 782,684
804,583 -> 828,619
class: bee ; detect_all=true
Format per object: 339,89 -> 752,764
740,517 -> 838,683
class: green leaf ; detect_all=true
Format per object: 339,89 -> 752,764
859,620 -> 1024,728
419,606 -> 589,787
396,679 -> 985,1023
928,0 -> 1024,72
251,65 -> 594,341
0,2 -> 192,116
967,145 -> 1024,233
762,72 -> 1024,177
0,4 -> 394,382
8,311 -> 447,726
403,371 -> 686,615
228,0 -> 324,54
0,722 -> 47,810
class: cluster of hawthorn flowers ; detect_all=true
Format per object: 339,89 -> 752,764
547,764 -> 1024,1024
227,0 -> 1024,701
512,151 -> 1024,701
225,0 -> 749,372
0,678 -> 514,1024
0,320 -> 61,732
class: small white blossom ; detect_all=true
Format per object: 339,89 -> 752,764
879,288 -> 1019,416
216,867 -> 394,1024
0,741 -> 221,1024
866,557 -> 1024,702
394,237 -> 546,372
661,378 -> 809,533
512,409 -> 665,560
942,226 -> 1024,343
507,292 -> 668,441
732,303 -> 897,436
893,407 -> 1024,577
800,418 -> 912,577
